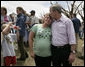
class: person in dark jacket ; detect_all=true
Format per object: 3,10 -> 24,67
72,13 -> 81,52
16,7 -> 28,61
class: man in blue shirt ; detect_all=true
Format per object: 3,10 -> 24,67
72,13 -> 81,52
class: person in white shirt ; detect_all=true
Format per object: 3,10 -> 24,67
1,22 -> 19,66
30,10 -> 39,27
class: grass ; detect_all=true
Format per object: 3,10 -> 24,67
1,38 -> 84,66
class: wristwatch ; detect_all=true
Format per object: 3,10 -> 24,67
71,50 -> 76,54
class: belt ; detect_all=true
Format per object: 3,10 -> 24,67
52,44 -> 69,49
56,46 -> 64,48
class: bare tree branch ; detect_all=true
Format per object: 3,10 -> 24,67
66,1 -> 70,12
68,1 -> 76,18
50,1 -> 53,5
62,7 -> 69,13
74,1 -> 83,13
78,10 -> 84,21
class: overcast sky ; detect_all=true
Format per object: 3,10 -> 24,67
1,1 -> 84,22
1,1 -> 51,18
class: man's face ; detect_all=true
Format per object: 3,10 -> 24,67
50,8 -> 55,19
72,14 -> 74,18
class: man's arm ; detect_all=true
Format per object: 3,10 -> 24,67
66,19 -> 76,64
68,44 -> 76,64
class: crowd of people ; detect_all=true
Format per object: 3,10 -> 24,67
1,3 -> 84,66
1,6 -> 39,66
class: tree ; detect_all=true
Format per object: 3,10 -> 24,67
50,1 -> 84,22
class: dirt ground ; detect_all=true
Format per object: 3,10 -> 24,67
1,39 -> 84,66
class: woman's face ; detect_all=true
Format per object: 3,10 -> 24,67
16,9 -> 21,15
43,14 -> 52,26
1,8 -> 6,15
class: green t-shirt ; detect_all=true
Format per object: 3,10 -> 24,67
31,24 -> 51,57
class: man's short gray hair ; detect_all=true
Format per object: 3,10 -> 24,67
50,4 -> 63,13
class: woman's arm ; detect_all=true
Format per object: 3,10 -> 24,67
29,31 -> 35,58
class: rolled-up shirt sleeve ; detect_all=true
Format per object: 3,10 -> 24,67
66,19 -> 76,45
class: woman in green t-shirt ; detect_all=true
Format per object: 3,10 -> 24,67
29,13 -> 52,66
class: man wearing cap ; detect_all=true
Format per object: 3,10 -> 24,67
30,10 -> 39,27
50,4 -> 76,66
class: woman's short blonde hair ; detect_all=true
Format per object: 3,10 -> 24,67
1,24 -> 8,31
